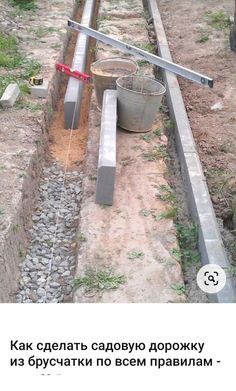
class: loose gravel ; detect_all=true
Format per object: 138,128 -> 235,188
16,162 -> 82,303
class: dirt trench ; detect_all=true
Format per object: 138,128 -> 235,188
0,0 -> 97,302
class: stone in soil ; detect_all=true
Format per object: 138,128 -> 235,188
16,162 -> 82,303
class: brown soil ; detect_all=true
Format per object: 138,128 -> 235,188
158,0 -> 236,262
48,74 -> 93,169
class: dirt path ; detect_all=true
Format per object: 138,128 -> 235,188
158,0 -> 236,265
74,0 -> 185,303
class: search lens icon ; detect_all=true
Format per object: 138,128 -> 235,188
197,265 -> 226,294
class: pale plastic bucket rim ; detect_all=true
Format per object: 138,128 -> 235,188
90,57 -> 138,74
116,75 -> 166,96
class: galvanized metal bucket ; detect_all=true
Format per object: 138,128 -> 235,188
116,75 -> 166,132
90,57 -> 138,110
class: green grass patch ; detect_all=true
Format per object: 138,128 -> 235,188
74,267 -> 125,294
11,0 -> 37,11
171,283 -> 185,295
18,58 -> 41,78
0,31 -> 19,68
176,222 -> 200,264
16,100 -> 42,111
205,10 -> 231,30
0,30 -> 41,99
0,32 -> 17,51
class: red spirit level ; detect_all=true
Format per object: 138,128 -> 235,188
55,63 -> 91,83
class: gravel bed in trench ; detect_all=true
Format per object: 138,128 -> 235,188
16,162 -> 82,303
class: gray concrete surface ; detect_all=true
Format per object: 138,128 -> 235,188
148,0 -> 236,302
64,0 -> 95,129
30,81 -> 49,98
96,90 -> 117,205
0,83 -> 20,108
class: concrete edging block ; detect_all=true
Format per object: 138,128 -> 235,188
96,90 -> 117,205
30,81 -> 49,98
64,0 -> 96,129
148,0 -> 236,302
0,83 -> 20,108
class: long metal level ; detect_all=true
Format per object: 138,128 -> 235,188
68,20 -> 214,88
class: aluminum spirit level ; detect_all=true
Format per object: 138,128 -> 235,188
68,20 -> 214,88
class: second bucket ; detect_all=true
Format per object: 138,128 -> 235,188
90,57 -> 138,110
116,75 -> 166,132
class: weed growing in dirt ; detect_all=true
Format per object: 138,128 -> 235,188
171,283 -> 185,295
89,174 -> 97,181
155,206 -> 178,221
100,204 -> 109,209
97,14 -> 112,27
16,101 -> 42,111
18,248 -> 25,258
205,10 -> 231,30
32,27 -> 60,38
19,83 -> 30,94
18,171 -> 26,178
219,142 -> 230,153
176,222 -> 200,264
164,119 -> 174,132
11,0 -> 37,11
156,184 -> 176,204
127,251 -> 144,260
120,156 -> 135,166
137,59 -> 149,67
153,128 -> 163,137
140,134 -> 153,143
74,267 -> 125,294
139,209 -> 151,217
143,145 -> 169,161
78,233 -> 86,242
156,185 -> 178,216
137,42 -> 156,54
45,240 -> 53,248
12,224 -> 20,232
171,248 -> 182,261
196,34 -> 209,44
0,207 -> 5,215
